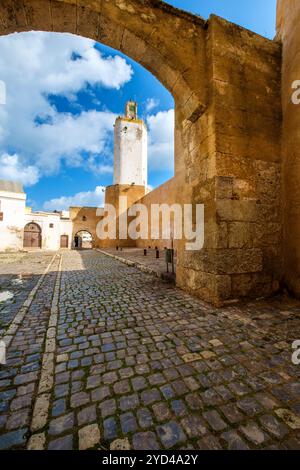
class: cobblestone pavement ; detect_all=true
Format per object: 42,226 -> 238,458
0,252 -> 56,336
1,250 -> 300,450
98,248 -> 176,281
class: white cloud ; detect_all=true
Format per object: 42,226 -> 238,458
147,109 -> 174,173
43,186 -> 105,211
145,98 -> 159,112
0,153 -> 39,186
0,32 -> 133,184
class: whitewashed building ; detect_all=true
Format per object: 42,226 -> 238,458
0,179 -> 72,251
0,180 -> 26,251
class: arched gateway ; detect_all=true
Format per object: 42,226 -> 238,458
1,0 -> 289,305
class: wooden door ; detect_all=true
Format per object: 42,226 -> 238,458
23,223 -> 42,248
60,235 -> 69,248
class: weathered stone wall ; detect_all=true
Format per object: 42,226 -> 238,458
134,174 -> 188,251
276,0 -> 300,297
176,16 -> 282,305
104,184 -> 146,248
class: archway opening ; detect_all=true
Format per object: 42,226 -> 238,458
23,222 -> 42,249
74,231 -> 93,250
0,28 -> 177,256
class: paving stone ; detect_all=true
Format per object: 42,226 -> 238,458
78,424 -> 101,450
119,367 -> 134,379
86,375 -> 102,389
157,421 -> 187,449
137,408 -> 154,429
0,428 -> 27,450
160,384 -> 175,400
259,414 -> 289,438
91,386 -> 110,403
237,397 -> 264,416
120,394 -> 139,411
27,433 -> 46,450
203,410 -> 227,432
228,382 -> 250,397
54,383 -> 69,398
110,438 -> 130,450
10,394 -> 32,411
48,435 -> 73,450
149,373 -> 166,386
152,402 -> 171,422
132,432 -> 160,450
255,393 -> 279,410
221,430 -> 250,450
172,379 -> 189,396
104,417 -> 118,440
99,399 -> 116,418
52,399 -> 66,417
78,405 -> 97,426
181,415 -> 207,438
70,392 -> 90,408
120,412 -> 137,434
132,376 -> 147,392
113,379 -> 131,395
141,389 -> 161,406
220,403 -> 244,424
171,400 -> 187,417
6,409 -> 30,430
240,422 -> 268,445
102,372 -> 118,385
275,409 -> 300,430
197,434 -> 223,450
185,393 -> 203,410
49,412 -> 74,436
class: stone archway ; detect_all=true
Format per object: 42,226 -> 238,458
0,0 -> 286,305
74,230 -> 93,250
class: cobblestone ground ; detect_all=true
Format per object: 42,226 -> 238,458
1,250 -> 300,450
0,252 -> 56,335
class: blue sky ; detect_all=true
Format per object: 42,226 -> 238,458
167,0 -> 276,39
0,1 -> 277,211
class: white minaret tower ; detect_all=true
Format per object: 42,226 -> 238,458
113,101 -> 148,187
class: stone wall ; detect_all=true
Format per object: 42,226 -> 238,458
134,174 -> 188,251
176,16 -> 282,305
276,0 -> 300,297
103,184 -> 146,248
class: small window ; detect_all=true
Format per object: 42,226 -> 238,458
82,216 -> 87,222
0,212 -> 3,221
49,223 -> 54,228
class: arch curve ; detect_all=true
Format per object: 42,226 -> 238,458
0,0 -> 207,121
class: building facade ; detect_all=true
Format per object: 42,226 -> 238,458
0,179 -> 73,251
0,180 -> 26,252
